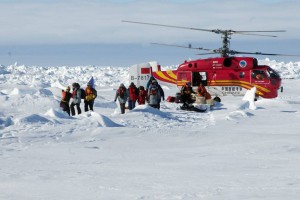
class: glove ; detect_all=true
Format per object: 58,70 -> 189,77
162,97 -> 165,101
114,99 -> 116,102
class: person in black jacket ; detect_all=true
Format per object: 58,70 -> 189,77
180,82 -> 195,107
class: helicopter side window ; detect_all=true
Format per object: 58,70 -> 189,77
252,70 -> 266,80
180,73 -> 187,80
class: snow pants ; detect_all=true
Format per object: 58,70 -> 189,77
84,100 -> 94,112
70,102 -> 81,116
60,101 -> 70,116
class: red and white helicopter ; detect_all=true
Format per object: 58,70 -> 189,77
124,20 -> 298,100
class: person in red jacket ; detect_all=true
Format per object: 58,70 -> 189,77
128,82 -> 139,110
137,86 -> 148,105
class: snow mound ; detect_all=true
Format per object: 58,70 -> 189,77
226,110 -> 253,121
131,104 -> 173,119
90,112 -> 123,127
45,108 -> 70,119
9,88 -> 20,95
38,88 -> 54,96
0,67 -> 10,74
0,116 -> 14,129
17,114 -> 53,124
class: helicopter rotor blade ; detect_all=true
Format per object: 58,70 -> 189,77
195,52 -> 219,55
151,42 -> 300,57
122,20 -> 297,57
122,20 -> 218,33
151,42 -> 212,51
235,30 -> 286,33
233,32 -> 279,37
122,20 -> 286,37
229,50 -> 300,56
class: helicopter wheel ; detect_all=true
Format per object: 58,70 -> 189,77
213,96 -> 221,102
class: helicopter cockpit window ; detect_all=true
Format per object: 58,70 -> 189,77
252,70 -> 266,80
267,68 -> 280,78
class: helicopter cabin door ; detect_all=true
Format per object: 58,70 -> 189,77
177,71 -> 192,86
192,72 -> 207,86
251,70 -> 270,85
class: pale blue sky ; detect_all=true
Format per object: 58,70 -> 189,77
0,0 -> 299,66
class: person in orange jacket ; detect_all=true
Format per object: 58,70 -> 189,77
60,86 -> 72,116
197,82 -> 211,100
84,83 -> 97,112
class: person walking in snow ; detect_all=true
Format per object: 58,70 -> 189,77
147,78 -> 164,109
114,83 -> 128,114
148,79 -> 161,109
137,86 -> 148,105
146,76 -> 156,91
60,86 -> 72,116
128,82 -> 138,110
84,82 -> 97,112
70,82 -> 82,116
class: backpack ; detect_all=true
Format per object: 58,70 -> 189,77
80,88 -> 86,99
118,87 -> 126,98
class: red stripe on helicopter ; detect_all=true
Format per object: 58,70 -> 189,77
152,70 -> 177,84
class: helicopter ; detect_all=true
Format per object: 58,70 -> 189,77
123,20 -> 298,100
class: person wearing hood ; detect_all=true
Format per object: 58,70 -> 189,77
70,82 -> 82,116
180,82 -> 195,107
148,79 -> 161,109
60,86 -> 72,116
114,83 -> 128,114
146,76 -> 156,91
84,83 -> 97,112
137,86 -> 148,105
128,82 -> 138,110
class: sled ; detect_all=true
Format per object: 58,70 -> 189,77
166,96 -> 175,102
180,104 -> 207,112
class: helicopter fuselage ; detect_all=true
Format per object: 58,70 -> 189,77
151,57 -> 282,98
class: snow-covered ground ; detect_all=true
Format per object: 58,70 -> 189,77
1,59 -> 300,200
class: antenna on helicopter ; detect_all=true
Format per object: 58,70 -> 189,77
122,20 -> 299,57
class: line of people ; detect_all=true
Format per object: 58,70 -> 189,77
60,82 -> 97,116
114,77 -> 164,114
